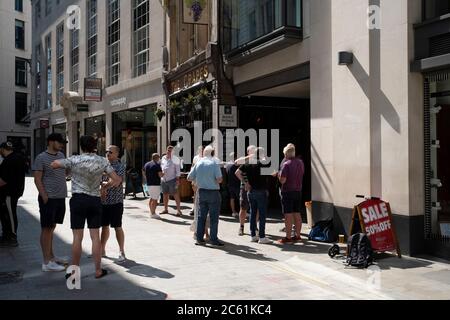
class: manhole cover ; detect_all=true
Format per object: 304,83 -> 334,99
0,271 -> 23,285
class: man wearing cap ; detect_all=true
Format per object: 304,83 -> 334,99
32,133 -> 68,271
0,141 -> 27,247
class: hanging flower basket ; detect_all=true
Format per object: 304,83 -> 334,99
169,99 -> 182,116
154,108 -> 166,121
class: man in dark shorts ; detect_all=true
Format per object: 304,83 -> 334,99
278,145 -> 305,244
100,145 -> 126,263
51,136 -> 121,279
33,133 -> 69,272
0,141 -> 26,248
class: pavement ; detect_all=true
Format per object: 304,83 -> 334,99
0,177 -> 450,300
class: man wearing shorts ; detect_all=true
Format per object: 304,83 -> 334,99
51,136 -> 121,280
143,153 -> 164,219
33,133 -> 69,272
100,146 -> 126,263
278,145 -> 305,244
160,146 -> 182,216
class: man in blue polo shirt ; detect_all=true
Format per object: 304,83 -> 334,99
188,145 -> 223,247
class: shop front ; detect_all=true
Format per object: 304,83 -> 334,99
85,114 -> 107,156
112,105 -> 158,172
424,71 -> 450,259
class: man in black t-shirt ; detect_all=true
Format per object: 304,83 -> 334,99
236,148 -> 273,245
0,141 -> 27,247
143,153 -> 164,219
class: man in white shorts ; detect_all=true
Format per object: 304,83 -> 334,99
143,153 -> 164,219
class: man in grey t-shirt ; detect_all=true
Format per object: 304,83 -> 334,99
33,133 -> 69,273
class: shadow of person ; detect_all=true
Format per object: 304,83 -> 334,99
159,217 -> 192,226
114,259 -> 174,279
202,241 -> 277,262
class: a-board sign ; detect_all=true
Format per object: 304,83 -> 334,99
350,198 -> 401,258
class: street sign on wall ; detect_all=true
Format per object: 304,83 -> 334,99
84,78 -> 103,102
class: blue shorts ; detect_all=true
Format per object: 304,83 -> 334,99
161,179 -> 178,195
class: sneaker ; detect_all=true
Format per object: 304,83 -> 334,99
151,214 -> 161,220
53,256 -> 70,265
277,237 -> 293,244
258,238 -> 273,244
232,212 -> 239,218
117,253 -> 126,263
209,240 -> 224,247
176,211 -> 183,217
195,239 -> 206,246
42,261 -> 66,272
251,236 -> 259,242
238,226 -> 244,236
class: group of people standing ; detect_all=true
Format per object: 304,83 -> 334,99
1,133 -> 305,281
183,142 -> 305,247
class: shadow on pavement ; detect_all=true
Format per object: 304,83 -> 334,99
0,200 -> 169,300
113,259 -> 174,279
159,217 -> 192,226
204,241 -> 277,262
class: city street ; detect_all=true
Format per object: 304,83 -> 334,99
0,177 -> 449,300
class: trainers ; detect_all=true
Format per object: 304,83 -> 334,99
42,261 -> 66,272
277,237 -> 293,244
195,239 -> 206,246
209,240 -> 224,247
53,256 -> 70,265
151,214 -> 161,220
232,212 -> 239,218
251,236 -> 259,242
117,253 -> 126,263
238,226 -> 244,236
258,238 -> 273,244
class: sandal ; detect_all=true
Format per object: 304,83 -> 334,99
176,211 -> 182,217
160,210 -> 169,215
95,269 -> 108,279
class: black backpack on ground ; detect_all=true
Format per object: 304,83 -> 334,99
346,233 -> 374,268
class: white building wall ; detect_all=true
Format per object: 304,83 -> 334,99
0,0 -> 32,146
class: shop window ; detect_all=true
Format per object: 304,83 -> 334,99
85,115 -> 106,155
222,0 -> 302,55
423,0 -> 450,21
427,74 -> 450,240
112,105 -> 157,172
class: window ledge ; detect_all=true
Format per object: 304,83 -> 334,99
225,27 -> 303,66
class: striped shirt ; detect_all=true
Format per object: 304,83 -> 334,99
102,160 -> 125,205
32,151 -> 68,199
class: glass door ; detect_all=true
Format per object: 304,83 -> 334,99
429,76 -> 450,238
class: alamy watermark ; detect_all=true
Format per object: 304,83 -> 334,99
66,5 -> 81,31
368,5 -> 381,30
66,265 -> 81,290
170,121 -> 280,175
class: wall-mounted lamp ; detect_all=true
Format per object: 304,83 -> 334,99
338,52 -> 353,65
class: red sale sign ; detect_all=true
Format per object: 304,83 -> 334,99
358,200 -> 395,252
